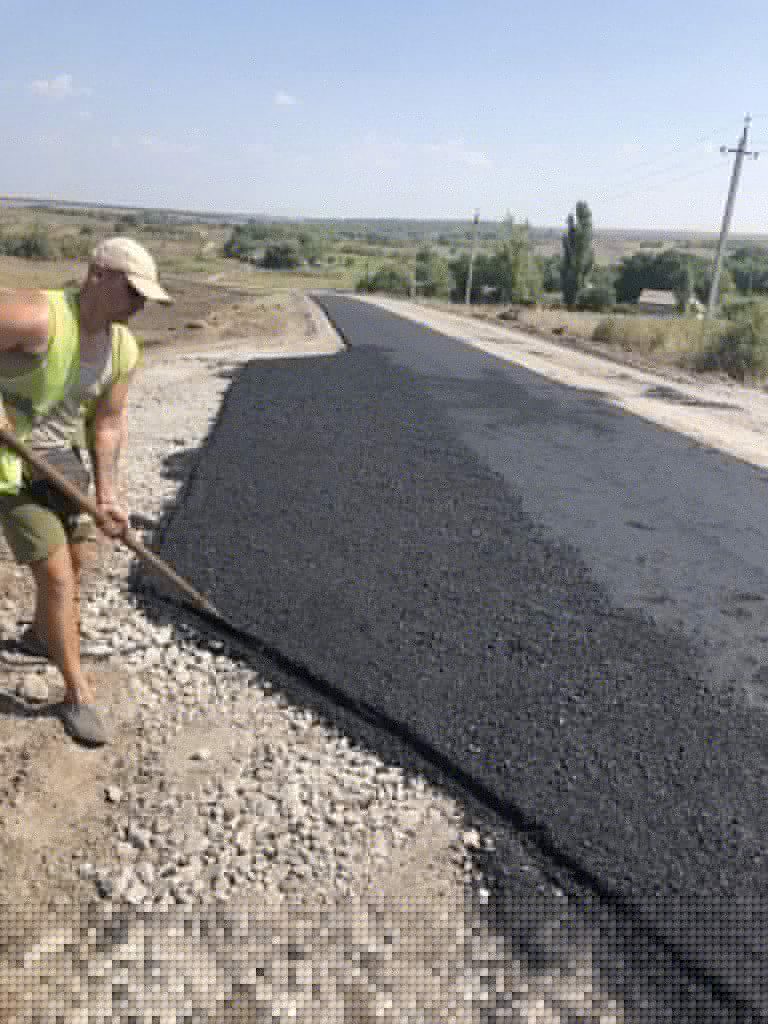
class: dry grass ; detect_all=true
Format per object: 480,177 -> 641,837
590,314 -> 712,357
0,254 -> 85,290
516,306 -> 606,340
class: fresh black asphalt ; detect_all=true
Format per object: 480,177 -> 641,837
151,295 -> 768,1020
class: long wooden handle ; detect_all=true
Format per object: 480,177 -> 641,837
0,426 -> 220,617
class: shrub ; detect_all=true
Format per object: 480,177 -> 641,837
591,316 -> 694,354
592,317 -> 618,344
224,221 -> 286,260
114,214 -> 140,234
298,231 -> 324,265
59,234 -> 93,260
356,265 -> 411,296
414,246 -> 452,298
692,300 -> 768,381
263,241 -> 302,269
721,296 -> 765,321
0,226 -> 56,261
575,283 -> 616,312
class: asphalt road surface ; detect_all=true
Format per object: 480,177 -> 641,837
154,295 -> 768,1020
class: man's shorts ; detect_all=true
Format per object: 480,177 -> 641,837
0,481 -> 95,565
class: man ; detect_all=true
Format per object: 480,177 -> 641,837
0,237 -> 172,746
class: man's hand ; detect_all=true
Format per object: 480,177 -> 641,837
95,500 -> 130,539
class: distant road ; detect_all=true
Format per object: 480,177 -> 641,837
160,293 -> 768,1019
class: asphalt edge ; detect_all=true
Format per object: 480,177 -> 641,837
303,292 -> 348,353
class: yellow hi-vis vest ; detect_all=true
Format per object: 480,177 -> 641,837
0,289 -> 141,495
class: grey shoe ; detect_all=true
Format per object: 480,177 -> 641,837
57,702 -> 110,747
0,626 -> 49,665
16,625 -> 49,659
11,625 -> 110,663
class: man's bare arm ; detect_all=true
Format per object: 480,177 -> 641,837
88,376 -> 134,504
0,291 -> 49,354
90,416 -> 126,503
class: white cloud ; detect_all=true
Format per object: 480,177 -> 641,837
78,110 -> 92,121
274,91 -> 298,106
30,73 -> 91,99
139,135 -> 200,155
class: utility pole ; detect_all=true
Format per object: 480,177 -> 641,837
706,114 -> 760,319
464,208 -> 480,306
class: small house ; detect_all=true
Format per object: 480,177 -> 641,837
637,289 -> 679,317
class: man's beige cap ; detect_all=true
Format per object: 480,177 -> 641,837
90,236 -> 173,304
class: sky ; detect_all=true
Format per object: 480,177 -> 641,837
1,0 -> 768,232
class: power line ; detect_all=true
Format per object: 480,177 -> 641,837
604,153 -> 716,196
598,161 -> 725,206
606,123 -> 734,192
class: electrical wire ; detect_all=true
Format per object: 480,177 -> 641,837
598,160 -> 727,206
604,122 -> 737,195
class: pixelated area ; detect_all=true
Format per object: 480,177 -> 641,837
0,897 -> 630,1023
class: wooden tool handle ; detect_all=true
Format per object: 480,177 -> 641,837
0,426 -> 219,616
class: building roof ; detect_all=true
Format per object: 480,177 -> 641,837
638,289 -> 677,306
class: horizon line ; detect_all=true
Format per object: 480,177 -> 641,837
1,194 -> 767,238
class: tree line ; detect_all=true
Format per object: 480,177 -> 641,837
354,202 -> 768,313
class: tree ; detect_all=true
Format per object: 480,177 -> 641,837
449,251 -> 499,303
414,246 -> 451,298
493,221 -> 541,303
448,223 -> 541,304
728,246 -> 768,295
298,231 -> 324,266
223,220 -> 285,260
538,253 -> 562,292
613,251 -> 657,303
695,265 -> 736,305
673,261 -> 695,312
614,248 -> 710,304
561,201 -> 594,307
575,265 -> 616,311
263,241 -> 301,269
356,265 -> 411,296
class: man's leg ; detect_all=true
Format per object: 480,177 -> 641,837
28,544 -> 95,705
32,533 -> 92,641
68,540 -> 90,635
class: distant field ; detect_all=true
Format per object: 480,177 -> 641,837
2,199 -> 767,297
0,254 -> 85,291
3,199 -> 765,288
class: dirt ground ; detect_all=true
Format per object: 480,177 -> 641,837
132,276 -> 317,356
